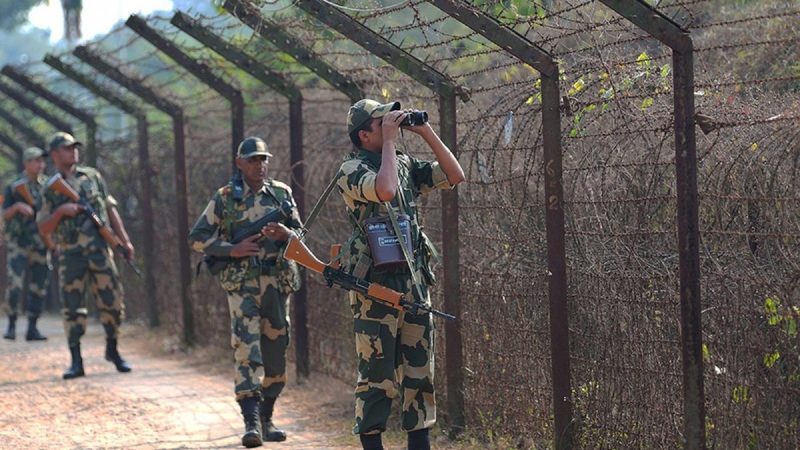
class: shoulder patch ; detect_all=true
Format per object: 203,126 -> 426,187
269,179 -> 292,194
76,165 -> 99,177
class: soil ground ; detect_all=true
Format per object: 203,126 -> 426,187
0,314 -> 477,450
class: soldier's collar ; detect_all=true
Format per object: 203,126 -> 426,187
240,181 -> 260,197
357,148 -> 380,165
241,179 -> 275,198
72,166 -> 91,177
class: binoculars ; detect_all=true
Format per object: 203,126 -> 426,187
400,111 -> 428,127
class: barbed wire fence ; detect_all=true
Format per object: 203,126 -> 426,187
0,0 -> 798,448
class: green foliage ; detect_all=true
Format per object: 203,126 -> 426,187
764,297 -> 798,339
0,0 -> 45,31
171,0 -> 217,15
473,0 -> 547,22
757,296 -> 798,386
0,151 -> 17,182
0,28 -> 52,67
559,51 -> 673,137
693,0 -> 799,90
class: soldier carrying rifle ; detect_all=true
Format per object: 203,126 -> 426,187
2,147 -> 50,341
189,137 -> 303,448
339,99 -> 465,450
37,132 -> 135,380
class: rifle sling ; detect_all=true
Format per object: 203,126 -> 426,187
305,153 -> 428,307
300,170 -> 341,239
263,183 -> 281,205
390,152 -> 428,307
384,185 -> 426,307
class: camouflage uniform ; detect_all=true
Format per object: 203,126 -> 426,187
189,177 -> 303,401
37,166 -> 125,347
2,172 -> 50,318
336,148 -> 455,435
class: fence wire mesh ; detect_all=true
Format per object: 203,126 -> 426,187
1,0 -> 798,447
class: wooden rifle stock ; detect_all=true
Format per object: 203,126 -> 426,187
284,235 -> 455,321
45,174 -> 142,277
330,244 -> 342,269
284,234 -> 327,274
11,180 -> 56,250
12,180 -> 35,205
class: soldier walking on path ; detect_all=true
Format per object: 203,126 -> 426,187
189,137 -> 304,448
2,147 -> 51,341
37,132 -> 135,379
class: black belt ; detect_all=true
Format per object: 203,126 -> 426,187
373,265 -> 411,275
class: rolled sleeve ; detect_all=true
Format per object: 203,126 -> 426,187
336,159 -> 381,208
105,194 -> 119,208
429,161 -> 454,190
188,197 -> 233,257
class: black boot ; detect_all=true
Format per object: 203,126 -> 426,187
360,433 -> 385,450
3,314 -> 16,340
63,344 -> 85,379
259,396 -> 287,442
105,338 -> 132,372
238,396 -> 263,448
407,428 -> 431,450
25,316 -> 48,341
3,314 -> 17,341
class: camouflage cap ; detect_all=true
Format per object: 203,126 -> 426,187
22,147 -> 46,161
48,131 -> 82,151
237,137 -> 273,159
346,99 -> 401,134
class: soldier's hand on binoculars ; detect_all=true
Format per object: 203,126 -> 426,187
229,233 -> 261,257
381,110 -> 405,140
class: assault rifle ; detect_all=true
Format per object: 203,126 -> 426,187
46,174 -> 142,277
200,200 -> 294,276
11,179 -> 56,250
283,234 -> 455,321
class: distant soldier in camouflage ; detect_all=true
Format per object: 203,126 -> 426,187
189,137 -> 303,448
37,132 -> 135,380
2,147 -> 50,341
339,99 -> 465,450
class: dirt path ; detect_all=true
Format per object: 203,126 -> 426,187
0,314 -> 362,450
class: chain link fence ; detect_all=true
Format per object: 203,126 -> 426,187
0,0 -> 797,447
